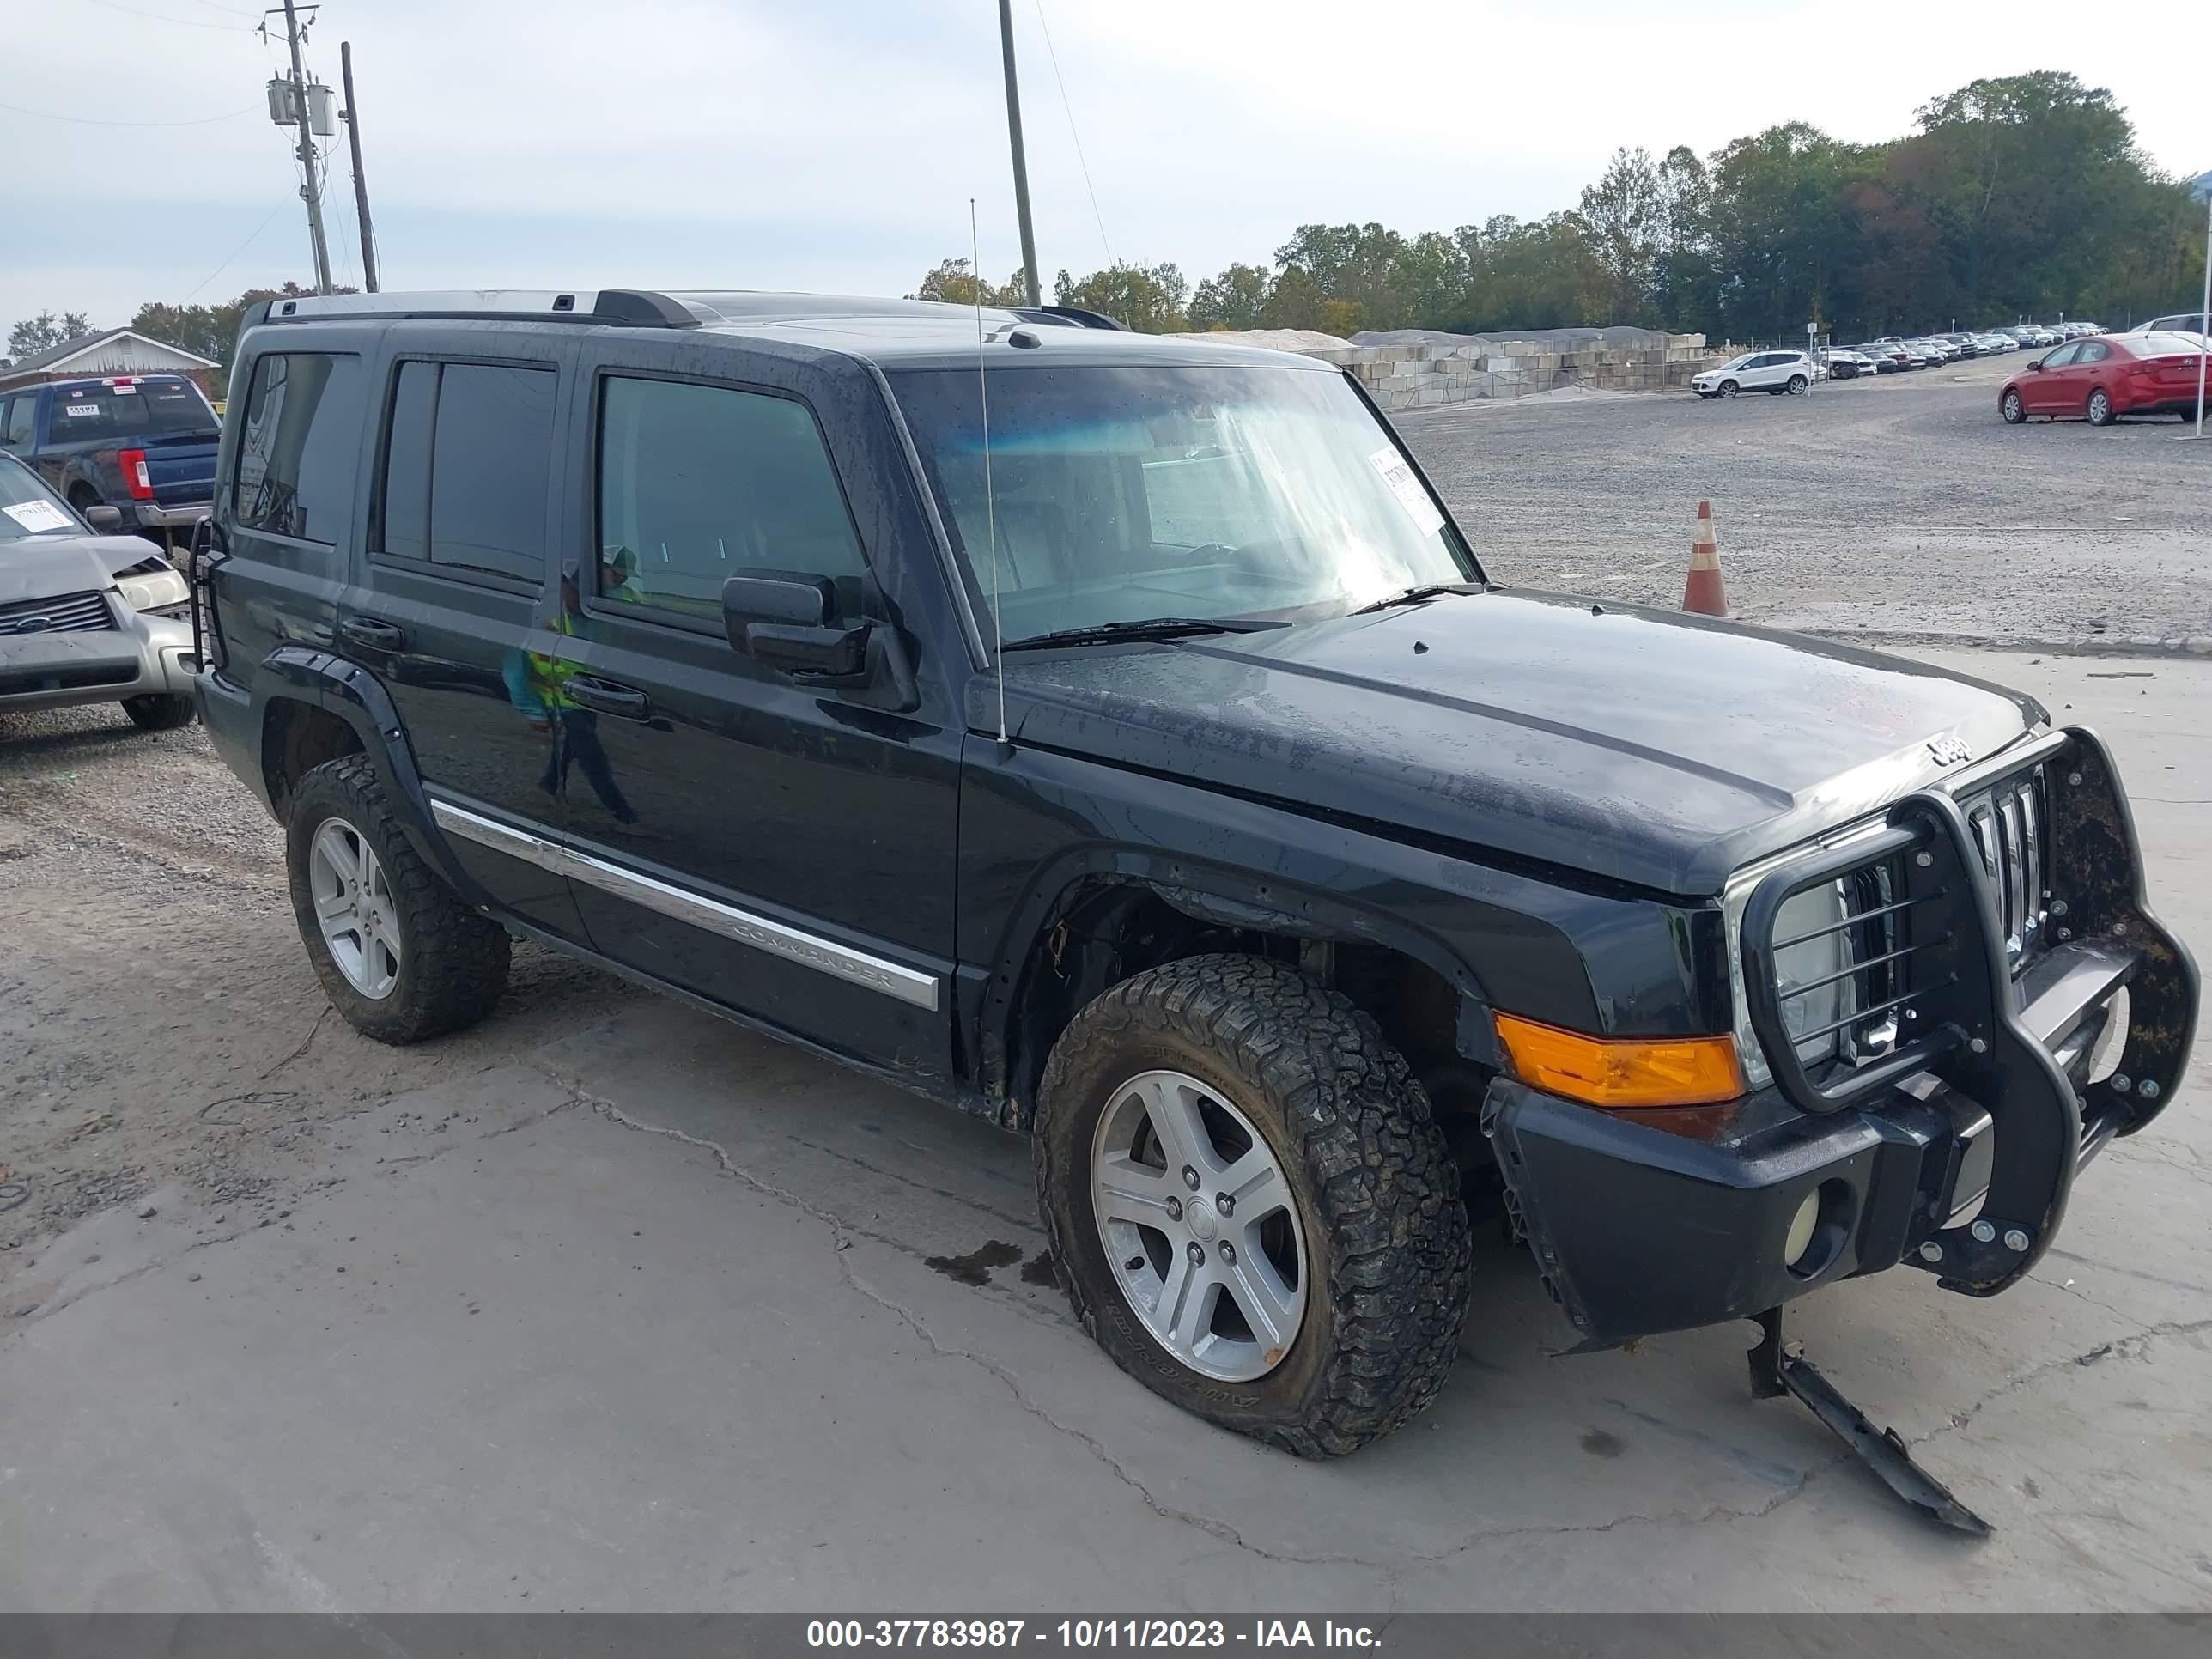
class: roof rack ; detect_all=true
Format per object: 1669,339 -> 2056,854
252,289 -> 696,329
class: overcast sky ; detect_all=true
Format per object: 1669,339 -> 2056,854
3,0 -> 2204,332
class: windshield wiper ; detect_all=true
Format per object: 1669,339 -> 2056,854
1353,581 -> 1484,615
1001,617 -> 1278,653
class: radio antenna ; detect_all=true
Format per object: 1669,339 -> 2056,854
972,197 -> 1009,746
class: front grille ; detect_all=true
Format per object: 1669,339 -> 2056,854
0,589 -> 115,635
1747,748 -> 2073,1112
1963,766 -> 2049,967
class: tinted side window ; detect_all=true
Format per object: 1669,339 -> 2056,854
374,360 -> 437,562
596,374 -> 866,622
2,398 -> 32,447
371,362 -> 556,584
233,353 -> 367,544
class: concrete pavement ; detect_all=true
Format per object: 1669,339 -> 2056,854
1,649 -> 2207,1613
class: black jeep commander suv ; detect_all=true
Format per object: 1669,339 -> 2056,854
192,288 -> 2196,1468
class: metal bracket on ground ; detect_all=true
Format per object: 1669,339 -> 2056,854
1748,1306 -> 1992,1538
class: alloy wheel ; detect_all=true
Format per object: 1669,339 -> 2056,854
308,817 -> 402,1000
1090,1069 -> 1308,1382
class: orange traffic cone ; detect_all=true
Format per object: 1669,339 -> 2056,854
1683,500 -> 1728,617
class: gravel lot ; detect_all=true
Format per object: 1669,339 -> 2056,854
1401,352 -> 2212,651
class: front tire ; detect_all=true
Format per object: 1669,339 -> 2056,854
1718,380 -> 1740,398
285,755 -> 510,1043
2001,389 -> 2026,424
2087,387 -> 2115,426
120,693 -> 195,731
1033,955 -> 1472,1457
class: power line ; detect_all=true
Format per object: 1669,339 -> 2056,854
0,99 -> 259,127
182,202 -> 288,302
1031,0 -> 1115,273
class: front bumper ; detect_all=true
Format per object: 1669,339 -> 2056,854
1489,726 -> 2198,1348
0,612 -> 197,711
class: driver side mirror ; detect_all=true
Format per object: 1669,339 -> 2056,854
722,571 -> 919,713
723,572 -> 868,678
84,504 -> 124,532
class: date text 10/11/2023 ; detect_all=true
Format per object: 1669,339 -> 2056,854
806,1620 -> 1384,1650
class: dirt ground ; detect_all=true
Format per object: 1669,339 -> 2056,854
1401,352 -> 2212,652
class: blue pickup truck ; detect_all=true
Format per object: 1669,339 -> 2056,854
0,374 -> 222,544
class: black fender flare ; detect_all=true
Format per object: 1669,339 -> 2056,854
974,844 -> 1503,1108
254,647 -> 493,908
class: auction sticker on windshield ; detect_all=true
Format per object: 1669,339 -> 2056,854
3,500 -> 72,533
1368,446 -> 1444,536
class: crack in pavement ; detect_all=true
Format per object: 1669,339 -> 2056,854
576,1085 -> 1851,1568
1908,1316 -> 2212,1453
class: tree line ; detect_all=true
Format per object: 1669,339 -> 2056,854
914,71 -> 2204,342
10,70 -> 2199,383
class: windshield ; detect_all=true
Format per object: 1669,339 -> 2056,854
45,377 -> 217,441
889,364 -> 1474,644
0,458 -> 82,543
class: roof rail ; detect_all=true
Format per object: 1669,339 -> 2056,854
252,289 -> 697,330
1014,305 -> 1130,332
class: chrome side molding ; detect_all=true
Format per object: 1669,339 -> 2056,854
428,798 -> 941,1012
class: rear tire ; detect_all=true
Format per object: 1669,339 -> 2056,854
2001,390 -> 2026,424
285,754 -> 510,1044
120,693 -> 195,731
2087,387 -> 2115,427
1786,375 -> 1808,394
1033,954 -> 1472,1458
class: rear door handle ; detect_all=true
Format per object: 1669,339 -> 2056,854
565,676 -> 650,720
340,617 -> 405,650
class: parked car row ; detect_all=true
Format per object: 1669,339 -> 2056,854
1822,323 -> 2116,378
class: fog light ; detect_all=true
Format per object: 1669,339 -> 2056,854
1784,1190 -> 1821,1268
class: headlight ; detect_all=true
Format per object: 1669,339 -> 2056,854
116,567 -> 191,612
1771,881 -> 1852,1065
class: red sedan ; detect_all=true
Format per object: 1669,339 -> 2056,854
2000,331 -> 2211,425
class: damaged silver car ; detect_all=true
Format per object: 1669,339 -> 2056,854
1,452 -> 198,731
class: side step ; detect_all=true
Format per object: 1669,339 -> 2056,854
1749,1307 -> 1991,1538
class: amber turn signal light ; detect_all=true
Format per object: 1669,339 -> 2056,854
1494,1013 -> 1746,1109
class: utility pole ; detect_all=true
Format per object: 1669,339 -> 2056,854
339,41 -> 379,292
270,1 -> 333,294
2191,188 -> 2211,440
996,0 -> 1041,307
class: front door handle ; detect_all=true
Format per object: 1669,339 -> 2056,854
565,675 -> 650,720
340,617 -> 405,650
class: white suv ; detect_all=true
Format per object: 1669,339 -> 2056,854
1691,350 -> 1814,398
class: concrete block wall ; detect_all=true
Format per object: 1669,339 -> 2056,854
1199,332 -> 1723,411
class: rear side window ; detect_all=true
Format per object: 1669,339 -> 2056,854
373,360 -> 556,585
50,377 -> 218,442
233,353 -> 367,544
595,374 -> 866,622
3,398 -> 32,447
2075,343 -> 2110,364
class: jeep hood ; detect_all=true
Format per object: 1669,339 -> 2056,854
989,589 -> 2045,896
